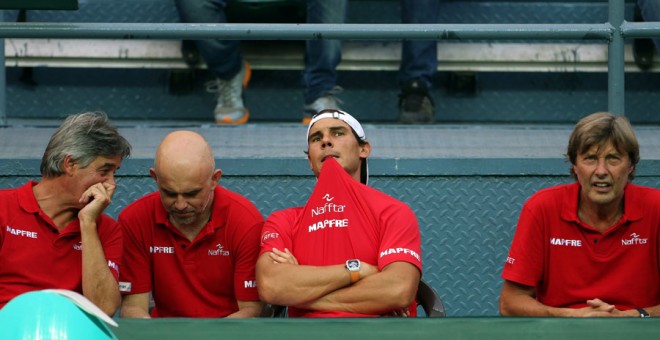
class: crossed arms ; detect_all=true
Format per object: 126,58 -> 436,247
256,248 -> 420,315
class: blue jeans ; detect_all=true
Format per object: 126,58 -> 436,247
175,0 -> 243,80
638,0 -> 660,52
304,0 -> 440,103
304,0 -> 347,104
399,0 -> 440,88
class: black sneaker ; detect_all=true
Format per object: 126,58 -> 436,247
634,38 -> 655,70
181,40 -> 200,67
398,79 -> 435,124
633,4 -> 655,71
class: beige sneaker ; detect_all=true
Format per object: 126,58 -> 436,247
206,61 -> 252,124
302,86 -> 343,125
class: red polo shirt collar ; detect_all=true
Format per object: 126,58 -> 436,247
561,182 -> 643,227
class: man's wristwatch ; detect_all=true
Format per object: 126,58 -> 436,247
345,259 -> 361,284
637,308 -> 651,318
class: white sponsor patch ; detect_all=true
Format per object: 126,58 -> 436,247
311,202 -> 346,217
262,232 -> 279,243
108,260 -> 119,273
621,233 -> 648,246
550,238 -> 582,247
119,281 -> 132,293
208,243 -> 230,256
308,219 -> 349,232
6,225 -> 38,239
150,246 -> 175,254
379,247 -> 421,261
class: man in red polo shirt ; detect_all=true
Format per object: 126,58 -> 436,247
500,112 -> 660,318
119,131 -> 263,318
256,109 -> 422,317
0,112 -> 132,317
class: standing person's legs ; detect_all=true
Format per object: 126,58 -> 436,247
175,0 -> 251,124
398,0 -> 440,123
637,0 -> 660,52
303,0 -> 348,123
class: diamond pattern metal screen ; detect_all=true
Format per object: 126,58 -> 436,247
3,174 -> 658,316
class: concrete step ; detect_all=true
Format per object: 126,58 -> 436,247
6,40 -> 658,73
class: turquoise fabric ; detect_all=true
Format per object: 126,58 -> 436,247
0,291 -> 117,340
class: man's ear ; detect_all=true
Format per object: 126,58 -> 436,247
149,168 -> 157,181
62,155 -> 76,176
212,169 -> 223,183
360,142 -> 371,158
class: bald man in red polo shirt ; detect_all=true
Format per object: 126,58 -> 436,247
119,131 -> 263,318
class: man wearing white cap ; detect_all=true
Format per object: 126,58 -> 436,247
256,109 -> 422,317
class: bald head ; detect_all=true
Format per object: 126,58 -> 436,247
154,131 -> 215,177
152,131 -> 221,229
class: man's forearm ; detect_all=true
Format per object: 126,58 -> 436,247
226,301 -> 263,318
81,224 -> 121,317
257,256 -> 351,306
500,292 -> 568,317
297,263 -> 419,315
499,281 -> 617,317
634,304 -> 660,317
120,305 -> 151,318
120,292 -> 152,318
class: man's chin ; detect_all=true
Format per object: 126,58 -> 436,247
171,215 -> 196,226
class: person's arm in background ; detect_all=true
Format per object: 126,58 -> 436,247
226,301 -> 263,318
120,293 -> 151,318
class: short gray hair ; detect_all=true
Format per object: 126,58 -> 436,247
40,112 -> 132,177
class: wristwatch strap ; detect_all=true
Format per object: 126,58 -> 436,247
637,308 -> 651,318
349,270 -> 360,284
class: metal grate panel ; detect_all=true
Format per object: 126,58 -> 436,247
2,173 -> 658,316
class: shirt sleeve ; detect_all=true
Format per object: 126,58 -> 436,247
232,218 -> 264,302
501,199 -> 545,287
118,212 -> 152,295
259,209 -> 296,256
98,215 -> 122,281
377,203 -> 423,272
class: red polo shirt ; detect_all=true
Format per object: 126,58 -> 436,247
502,182 -> 660,310
119,185 -> 263,317
260,158 -> 422,317
0,181 -> 121,308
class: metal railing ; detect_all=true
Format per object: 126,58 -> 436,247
1,0 -> 660,126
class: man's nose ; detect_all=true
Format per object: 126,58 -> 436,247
174,196 -> 187,210
595,159 -> 608,175
321,134 -> 333,147
105,174 -> 116,186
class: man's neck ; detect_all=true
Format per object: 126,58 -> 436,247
32,178 -> 78,231
170,212 -> 211,242
578,198 -> 624,233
